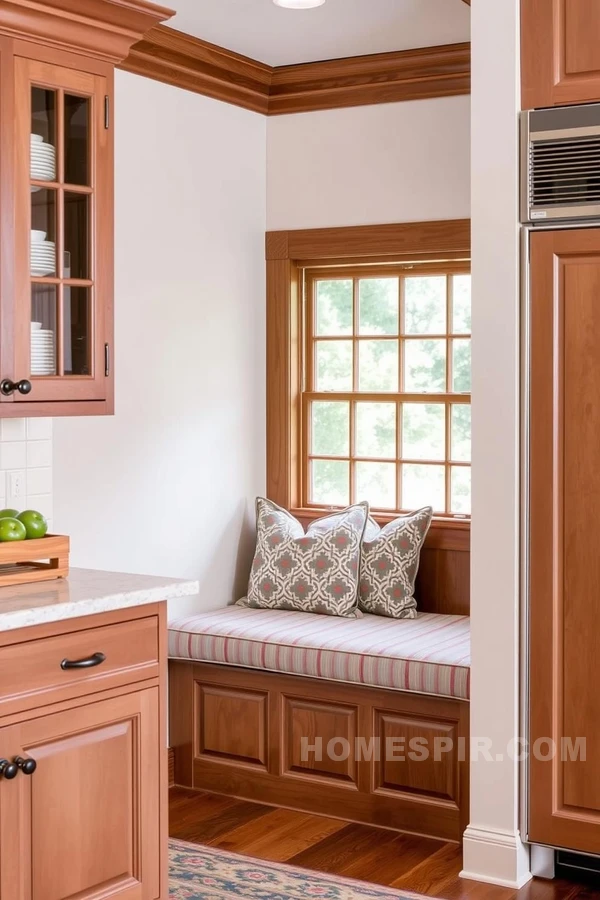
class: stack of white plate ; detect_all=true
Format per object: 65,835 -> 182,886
31,323 -> 55,376
30,134 -> 56,182
31,231 -> 56,277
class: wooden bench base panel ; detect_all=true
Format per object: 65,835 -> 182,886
169,661 -> 469,842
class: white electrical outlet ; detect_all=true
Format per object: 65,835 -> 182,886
6,470 -> 25,509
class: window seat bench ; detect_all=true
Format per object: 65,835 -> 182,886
168,606 -> 470,700
168,606 -> 471,842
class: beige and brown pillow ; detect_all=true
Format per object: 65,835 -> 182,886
239,498 -> 369,618
359,507 -> 433,619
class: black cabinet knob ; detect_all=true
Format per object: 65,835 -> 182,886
0,759 -> 18,780
0,379 -> 32,396
14,756 -> 36,775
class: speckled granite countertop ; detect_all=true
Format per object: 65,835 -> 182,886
0,567 -> 199,631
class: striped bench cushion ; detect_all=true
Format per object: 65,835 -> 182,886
168,606 -> 470,700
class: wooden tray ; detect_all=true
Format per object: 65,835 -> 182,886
0,534 -> 69,587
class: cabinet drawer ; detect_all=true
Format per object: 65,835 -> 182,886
0,616 -> 159,712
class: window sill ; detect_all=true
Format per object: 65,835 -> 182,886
289,508 -> 471,551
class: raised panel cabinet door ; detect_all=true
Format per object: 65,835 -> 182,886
12,56 -> 112,405
530,227 -> 600,854
0,688 -> 162,900
522,0 -> 600,108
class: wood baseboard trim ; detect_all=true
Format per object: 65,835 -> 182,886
121,27 -> 470,115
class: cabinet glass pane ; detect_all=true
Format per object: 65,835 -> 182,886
31,286 -> 57,377
31,189 -> 57,277
31,87 -> 56,147
64,193 -> 89,279
64,94 -> 90,186
64,287 -> 90,376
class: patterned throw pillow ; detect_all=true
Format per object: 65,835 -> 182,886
359,507 -> 433,619
239,499 -> 369,618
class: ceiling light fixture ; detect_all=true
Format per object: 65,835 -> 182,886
273,0 -> 326,8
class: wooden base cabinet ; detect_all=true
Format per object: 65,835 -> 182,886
0,604 -> 168,900
529,227 -> 600,854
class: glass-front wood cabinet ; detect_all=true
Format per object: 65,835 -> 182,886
0,0 -> 172,416
14,59 -> 111,407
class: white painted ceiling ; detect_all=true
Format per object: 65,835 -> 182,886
167,0 -> 470,67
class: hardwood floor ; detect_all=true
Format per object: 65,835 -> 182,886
169,788 -> 598,900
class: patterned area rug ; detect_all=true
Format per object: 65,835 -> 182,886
169,839 -> 421,899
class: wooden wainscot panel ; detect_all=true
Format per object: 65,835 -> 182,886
282,695 -> 359,787
195,682 -> 268,769
172,661 -> 470,842
373,710 -> 458,804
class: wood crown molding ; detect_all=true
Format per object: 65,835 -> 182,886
0,0 -> 174,63
121,25 -> 271,114
122,27 -> 470,116
269,42 -> 470,115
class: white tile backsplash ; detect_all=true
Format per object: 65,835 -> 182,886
0,419 -> 26,442
0,441 -> 26,470
0,419 -> 52,516
26,493 -> 53,520
26,466 -> 52,496
26,418 -> 52,441
26,439 -> 52,469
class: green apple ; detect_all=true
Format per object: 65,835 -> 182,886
0,517 -> 26,542
0,509 -> 19,519
17,510 -> 48,540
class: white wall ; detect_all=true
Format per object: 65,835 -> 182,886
461,0 -> 530,888
53,71 -> 267,619
267,96 -> 470,230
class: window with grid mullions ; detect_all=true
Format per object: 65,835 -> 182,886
302,266 -> 471,517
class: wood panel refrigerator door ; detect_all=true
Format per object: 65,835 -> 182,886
522,0 -> 600,109
0,689 -> 161,900
530,227 -> 600,853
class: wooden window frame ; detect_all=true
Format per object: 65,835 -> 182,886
266,220 -> 471,544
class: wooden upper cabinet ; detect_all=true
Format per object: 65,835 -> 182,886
0,0 -> 173,416
522,0 -> 600,109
